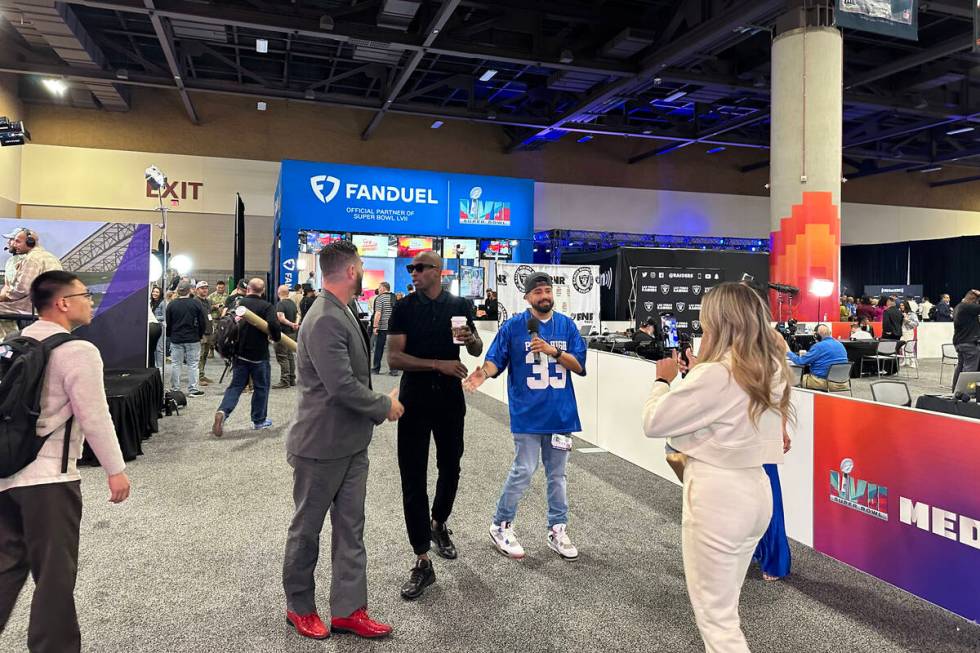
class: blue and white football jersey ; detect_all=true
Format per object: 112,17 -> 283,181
485,310 -> 587,434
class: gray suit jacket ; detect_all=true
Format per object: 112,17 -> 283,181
286,290 -> 391,460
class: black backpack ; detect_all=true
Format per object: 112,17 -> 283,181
213,313 -> 242,360
0,334 -> 76,478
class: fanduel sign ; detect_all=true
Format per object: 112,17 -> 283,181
311,175 -> 438,206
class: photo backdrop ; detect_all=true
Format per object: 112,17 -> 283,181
0,219 -> 151,369
494,263 -> 600,329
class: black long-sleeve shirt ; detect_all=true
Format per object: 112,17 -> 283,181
237,295 -> 281,361
881,305 -> 904,339
165,296 -> 207,344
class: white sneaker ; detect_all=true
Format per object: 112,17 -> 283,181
489,521 -> 525,559
547,524 -> 578,560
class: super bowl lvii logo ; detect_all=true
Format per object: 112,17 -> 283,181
829,458 -> 889,521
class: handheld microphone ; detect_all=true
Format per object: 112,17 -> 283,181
527,316 -> 541,364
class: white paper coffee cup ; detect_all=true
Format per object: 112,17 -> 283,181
451,316 -> 467,344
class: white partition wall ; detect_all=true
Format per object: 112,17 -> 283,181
465,345 -> 978,622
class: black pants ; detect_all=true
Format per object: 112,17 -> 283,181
372,330 -> 388,372
0,481 -> 83,653
397,389 -> 466,555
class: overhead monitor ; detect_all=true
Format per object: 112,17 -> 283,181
352,233 -> 397,258
397,236 -> 439,258
480,239 -> 513,260
299,230 -> 345,254
443,237 -> 479,259
459,265 -> 485,299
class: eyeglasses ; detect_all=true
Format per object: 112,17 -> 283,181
405,263 -> 437,273
62,291 -> 94,301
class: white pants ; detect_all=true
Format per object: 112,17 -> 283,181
682,459 -> 773,653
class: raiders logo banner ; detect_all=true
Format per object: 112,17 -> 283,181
634,266 -> 725,338
495,263 -> 601,329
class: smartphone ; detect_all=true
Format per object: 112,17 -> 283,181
661,315 -> 679,349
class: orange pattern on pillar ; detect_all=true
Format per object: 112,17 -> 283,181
769,191 -> 841,321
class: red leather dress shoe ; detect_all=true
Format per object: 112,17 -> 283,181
331,607 -> 392,639
286,611 -> 329,639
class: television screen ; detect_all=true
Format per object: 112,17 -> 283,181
398,236 -> 437,258
480,239 -> 513,260
299,230 -> 345,254
443,238 -> 479,259
459,266 -> 485,299
352,234 -> 396,258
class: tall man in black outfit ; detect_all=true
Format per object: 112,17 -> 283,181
387,251 -> 482,600
212,278 -> 282,436
951,289 -> 980,390
881,296 -> 903,340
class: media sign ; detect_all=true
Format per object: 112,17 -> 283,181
813,395 -> 980,622
275,160 -> 533,285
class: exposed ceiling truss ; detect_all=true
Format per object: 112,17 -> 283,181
2,0 -> 980,180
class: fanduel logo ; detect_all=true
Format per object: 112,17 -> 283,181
310,175 -> 439,206
310,175 -> 341,204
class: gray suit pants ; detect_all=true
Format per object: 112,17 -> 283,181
283,450 -> 368,618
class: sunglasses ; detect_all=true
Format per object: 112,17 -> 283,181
405,263 -> 437,273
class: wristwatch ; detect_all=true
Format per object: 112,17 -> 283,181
550,344 -> 564,360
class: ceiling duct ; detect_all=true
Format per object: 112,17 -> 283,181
2,1 -> 129,111
350,39 -> 403,65
600,28 -> 655,59
377,0 -> 421,32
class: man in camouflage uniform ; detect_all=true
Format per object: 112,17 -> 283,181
195,281 -> 216,385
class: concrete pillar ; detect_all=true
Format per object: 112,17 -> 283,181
769,26 -> 842,322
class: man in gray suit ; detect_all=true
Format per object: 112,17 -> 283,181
282,240 -> 403,641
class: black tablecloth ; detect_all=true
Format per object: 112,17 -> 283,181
915,395 -> 980,420
842,340 -> 898,378
81,368 -> 163,464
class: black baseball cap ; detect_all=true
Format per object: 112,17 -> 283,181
523,272 -> 553,294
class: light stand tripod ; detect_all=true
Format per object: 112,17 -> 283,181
146,166 -> 179,416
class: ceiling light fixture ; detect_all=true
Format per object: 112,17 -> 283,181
41,78 -> 67,96
918,165 -> 942,173
479,69 -> 498,82
256,38 -> 268,53
257,101 -> 267,111
946,126 -> 974,135
431,120 -> 444,129
577,135 -> 593,143
664,90 -> 687,103
706,146 -> 726,154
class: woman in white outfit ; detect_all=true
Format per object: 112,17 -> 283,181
642,282 -> 794,653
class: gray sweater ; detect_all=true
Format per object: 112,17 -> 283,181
0,320 -> 126,491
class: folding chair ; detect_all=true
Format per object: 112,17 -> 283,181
939,344 -> 958,386
861,339 -> 898,377
870,380 -> 912,407
899,340 -> 919,380
825,362 -> 854,396
789,364 -> 804,388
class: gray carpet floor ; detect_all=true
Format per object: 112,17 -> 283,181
2,358 -> 978,653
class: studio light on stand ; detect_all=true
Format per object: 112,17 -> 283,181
809,278 -> 834,322
146,165 -> 179,415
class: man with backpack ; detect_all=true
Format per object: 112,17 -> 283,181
0,270 -> 131,652
212,278 -> 281,436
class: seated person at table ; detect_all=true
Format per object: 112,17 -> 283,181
849,321 -> 874,341
632,316 -> 662,344
786,324 -> 849,391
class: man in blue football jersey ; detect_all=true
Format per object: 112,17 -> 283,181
464,272 -> 587,560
